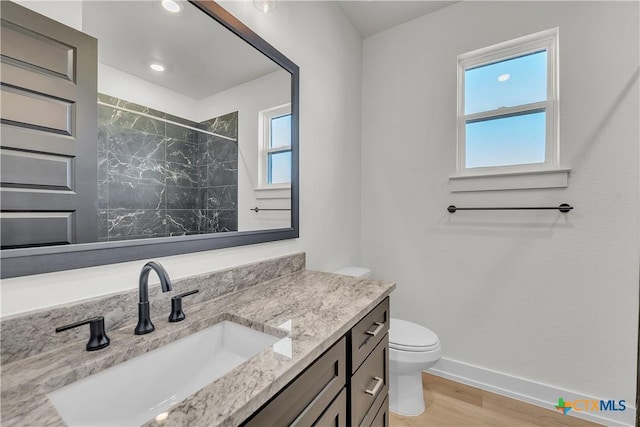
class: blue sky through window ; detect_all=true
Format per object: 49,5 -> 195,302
269,151 -> 291,184
466,112 -> 546,168
465,51 -> 547,115
268,113 -> 291,183
464,50 -> 547,168
270,114 -> 291,148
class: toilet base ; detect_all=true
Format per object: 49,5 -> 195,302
389,372 -> 425,416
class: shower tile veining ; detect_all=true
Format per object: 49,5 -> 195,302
97,95 -> 239,240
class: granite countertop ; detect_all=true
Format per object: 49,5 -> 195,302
1,270 -> 395,427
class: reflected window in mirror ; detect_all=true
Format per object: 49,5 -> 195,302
259,104 -> 292,187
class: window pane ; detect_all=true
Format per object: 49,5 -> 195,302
268,150 -> 291,184
270,114 -> 291,148
465,51 -> 547,115
465,111 -> 546,168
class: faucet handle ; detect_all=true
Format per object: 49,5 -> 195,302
168,289 -> 200,323
56,316 -> 110,351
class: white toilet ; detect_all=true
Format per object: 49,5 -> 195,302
389,318 -> 441,416
333,267 -> 442,416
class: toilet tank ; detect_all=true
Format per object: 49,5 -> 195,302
333,266 -> 371,278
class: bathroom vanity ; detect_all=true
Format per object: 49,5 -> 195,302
0,1 -> 393,424
243,297 -> 390,427
0,254 -> 395,426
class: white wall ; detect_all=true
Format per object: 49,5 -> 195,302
362,0 -> 638,410
97,63 -> 200,120
217,0 -> 364,263
1,1 -> 363,317
197,70 -> 291,231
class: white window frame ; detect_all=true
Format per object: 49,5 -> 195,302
455,28 -> 560,178
258,103 -> 292,189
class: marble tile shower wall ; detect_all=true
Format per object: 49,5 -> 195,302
97,94 -> 238,241
198,115 -> 239,234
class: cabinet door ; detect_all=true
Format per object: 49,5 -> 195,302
313,388 -> 347,427
243,337 -> 346,427
370,396 -> 389,427
350,298 -> 389,372
351,334 -> 389,427
0,1 -> 97,248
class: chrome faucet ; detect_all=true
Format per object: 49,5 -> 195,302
134,261 -> 172,335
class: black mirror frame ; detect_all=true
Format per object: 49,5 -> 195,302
0,0 -> 299,279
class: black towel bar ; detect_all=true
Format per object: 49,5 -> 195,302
447,204 -> 573,213
250,207 -> 292,212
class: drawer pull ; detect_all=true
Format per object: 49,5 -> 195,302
366,322 -> 385,337
365,376 -> 384,396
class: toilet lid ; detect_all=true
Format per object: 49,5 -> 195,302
389,318 -> 440,352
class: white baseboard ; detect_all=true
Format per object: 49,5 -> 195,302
427,358 -> 635,427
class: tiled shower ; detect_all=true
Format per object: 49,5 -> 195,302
97,94 -> 238,241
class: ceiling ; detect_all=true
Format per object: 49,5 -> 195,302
82,1 -> 280,100
79,1 -> 458,100
337,1 -> 458,38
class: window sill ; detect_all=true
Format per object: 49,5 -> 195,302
449,168 -> 570,192
254,186 -> 291,199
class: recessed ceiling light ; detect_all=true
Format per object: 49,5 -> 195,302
161,0 -> 181,13
497,73 -> 511,82
150,63 -> 166,72
253,0 -> 277,13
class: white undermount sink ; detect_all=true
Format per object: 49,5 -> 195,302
47,321 -> 280,426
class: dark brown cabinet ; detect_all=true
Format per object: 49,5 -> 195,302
243,337 -> 347,427
243,298 -> 390,427
314,388 -> 348,427
350,297 -> 389,372
351,336 -> 389,427
349,298 -> 390,427
370,396 -> 389,427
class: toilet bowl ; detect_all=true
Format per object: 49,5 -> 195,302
389,318 -> 441,416
333,267 -> 442,417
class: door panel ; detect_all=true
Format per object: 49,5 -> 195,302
1,86 -> 73,134
0,1 -> 97,248
0,212 -> 74,247
0,19 -> 75,80
1,148 -> 73,190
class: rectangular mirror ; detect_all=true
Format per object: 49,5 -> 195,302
0,0 -> 299,278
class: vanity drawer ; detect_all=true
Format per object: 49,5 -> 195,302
350,334 -> 389,427
243,337 -> 346,427
350,298 -> 389,372
313,388 -> 347,427
370,395 -> 389,427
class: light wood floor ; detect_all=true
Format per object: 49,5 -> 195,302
390,373 -> 603,427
